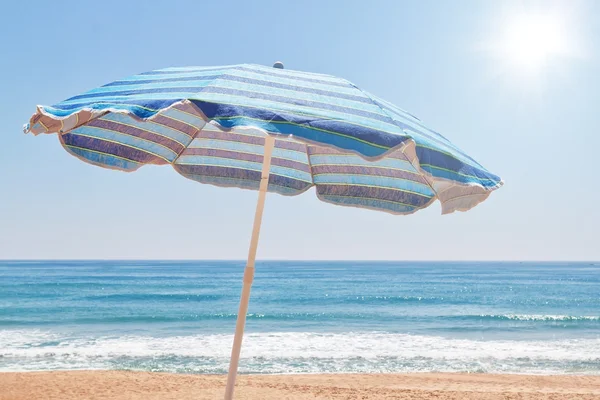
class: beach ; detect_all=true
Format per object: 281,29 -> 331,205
2,371 -> 600,399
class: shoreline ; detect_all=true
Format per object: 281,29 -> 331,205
1,371 -> 599,399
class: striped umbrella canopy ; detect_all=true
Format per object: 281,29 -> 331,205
24,62 -> 502,399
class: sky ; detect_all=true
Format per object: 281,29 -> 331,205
0,0 -> 598,261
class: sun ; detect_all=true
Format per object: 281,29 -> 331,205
499,14 -> 569,71
481,4 -> 585,80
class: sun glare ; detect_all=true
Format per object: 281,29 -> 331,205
484,6 -> 584,79
501,14 -> 568,70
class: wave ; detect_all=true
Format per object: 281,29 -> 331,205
471,314 -> 600,322
278,295 -> 447,305
431,314 -> 600,323
78,293 -> 225,302
0,312 -> 381,326
3,312 -> 599,327
1,330 -> 599,374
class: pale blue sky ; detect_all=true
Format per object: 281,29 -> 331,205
1,0 -> 598,260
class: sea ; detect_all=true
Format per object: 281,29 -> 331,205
0,260 -> 599,375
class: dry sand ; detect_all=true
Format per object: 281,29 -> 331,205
1,371 -> 599,399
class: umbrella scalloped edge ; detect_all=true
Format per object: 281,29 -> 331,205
25,99 -> 503,216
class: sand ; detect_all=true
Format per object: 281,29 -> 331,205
1,371 -> 599,399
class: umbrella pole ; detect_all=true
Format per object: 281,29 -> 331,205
224,134 -> 276,400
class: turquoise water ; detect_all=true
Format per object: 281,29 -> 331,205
1,260 -> 599,374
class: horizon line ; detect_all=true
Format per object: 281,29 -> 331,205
0,259 -> 598,263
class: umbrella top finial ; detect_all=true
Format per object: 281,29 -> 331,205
273,61 -> 284,69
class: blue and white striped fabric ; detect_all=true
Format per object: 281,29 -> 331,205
25,64 -> 502,214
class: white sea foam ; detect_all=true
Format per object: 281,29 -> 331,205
1,329 -> 599,374
482,314 -> 600,321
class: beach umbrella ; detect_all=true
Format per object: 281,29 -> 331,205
24,62 -> 502,399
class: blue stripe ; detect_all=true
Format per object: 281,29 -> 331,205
313,174 -> 434,197
308,155 -> 416,171
176,155 -> 259,170
215,117 -> 392,158
319,195 -> 417,214
420,165 -> 500,188
71,80 -> 214,100
131,68 -> 359,96
141,64 -> 349,87
198,86 -> 392,123
58,86 -> 393,125
354,98 -> 482,168
193,101 -> 408,157
160,107 -> 205,128
110,69 -> 233,83
100,113 -> 193,145
140,65 -> 238,76
65,146 -> 140,171
191,93 -> 403,134
367,94 -> 487,169
405,129 -> 485,171
189,139 -> 310,163
223,68 -> 359,94
63,86 -> 212,103
44,99 -> 179,118
369,94 -> 422,123
179,173 -> 304,196
175,156 -> 313,183
237,65 -> 349,87
103,72 -> 369,103
71,126 -> 178,161
242,64 -> 346,81
416,147 -> 502,186
371,99 -> 461,146
207,79 -> 381,113
52,94 -> 405,136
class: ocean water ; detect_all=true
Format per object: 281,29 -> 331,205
0,260 -> 599,375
